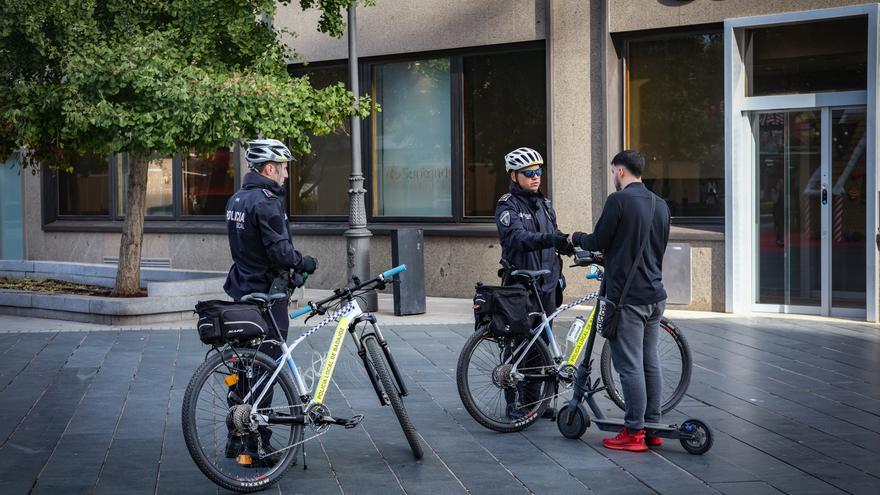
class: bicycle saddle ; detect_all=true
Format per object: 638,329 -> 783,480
510,269 -> 551,281
241,292 -> 288,304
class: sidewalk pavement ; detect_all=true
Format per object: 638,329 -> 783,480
0,309 -> 878,494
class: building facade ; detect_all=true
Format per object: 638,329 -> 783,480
6,0 -> 879,320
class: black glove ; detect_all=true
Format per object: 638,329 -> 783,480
571,232 -> 587,249
299,256 -> 318,274
551,234 -> 573,255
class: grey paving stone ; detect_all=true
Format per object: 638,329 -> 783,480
0,318 -> 877,494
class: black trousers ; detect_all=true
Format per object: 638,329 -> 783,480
235,301 -> 289,403
229,301 -> 290,450
504,288 -> 560,411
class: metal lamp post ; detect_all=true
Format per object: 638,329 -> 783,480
344,5 -> 377,311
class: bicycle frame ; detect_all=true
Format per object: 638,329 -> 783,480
507,287 -> 601,371
248,300 -> 364,414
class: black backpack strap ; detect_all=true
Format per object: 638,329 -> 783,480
618,193 -> 656,307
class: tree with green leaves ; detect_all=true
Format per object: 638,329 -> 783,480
0,0 -> 372,295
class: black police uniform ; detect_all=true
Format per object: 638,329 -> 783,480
495,182 -> 565,311
224,171 -> 313,355
223,171 -> 315,462
495,181 -> 566,418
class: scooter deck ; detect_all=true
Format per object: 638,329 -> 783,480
593,418 -> 682,438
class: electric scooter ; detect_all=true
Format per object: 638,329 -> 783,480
556,250 -> 713,455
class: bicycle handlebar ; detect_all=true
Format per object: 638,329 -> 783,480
289,306 -> 311,319
381,264 -> 406,280
288,265 -> 408,319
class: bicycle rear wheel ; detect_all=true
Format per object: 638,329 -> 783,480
362,335 -> 423,459
456,327 -> 555,433
182,347 -> 303,493
600,319 -> 691,414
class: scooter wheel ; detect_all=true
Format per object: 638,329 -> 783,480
679,419 -> 713,455
557,404 -> 590,439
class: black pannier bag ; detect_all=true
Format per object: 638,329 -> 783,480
472,283 -> 532,337
194,300 -> 269,345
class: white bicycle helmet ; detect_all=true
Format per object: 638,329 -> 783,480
504,147 -> 544,172
245,139 -> 292,167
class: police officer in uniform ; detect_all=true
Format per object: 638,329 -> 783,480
223,139 -> 317,465
495,147 -> 572,419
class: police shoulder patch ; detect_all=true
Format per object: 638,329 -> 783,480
498,193 -> 512,203
261,189 -> 276,199
499,210 -> 511,227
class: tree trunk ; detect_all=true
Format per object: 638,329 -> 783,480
112,154 -> 149,296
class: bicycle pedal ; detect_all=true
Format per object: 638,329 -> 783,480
344,414 -> 365,429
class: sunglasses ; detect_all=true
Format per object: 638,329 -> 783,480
519,168 -> 543,178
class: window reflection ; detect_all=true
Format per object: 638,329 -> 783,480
463,50 -> 546,217
749,17 -> 868,96
290,66 -> 351,216
182,149 -> 234,216
628,32 -> 724,219
371,58 -> 452,217
118,156 -> 174,216
58,153 -> 110,216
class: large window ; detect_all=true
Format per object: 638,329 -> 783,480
627,31 -> 724,220
48,147 -> 238,222
49,43 -> 547,227
367,43 -> 547,221
289,66 -> 352,217
58,153 -> 111,216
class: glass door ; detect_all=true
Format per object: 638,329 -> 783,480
830,108 -> 868,311
754,107 -> 867,315
755,111 -> 822,310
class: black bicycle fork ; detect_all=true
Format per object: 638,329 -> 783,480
349,313 -> 410,406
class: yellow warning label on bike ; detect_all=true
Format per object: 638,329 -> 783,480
567,306 -> 596,366
314,316 -> 349,404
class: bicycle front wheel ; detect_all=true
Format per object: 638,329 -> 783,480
456,327 -> 554,433
362,335 -> 423,459
600,319 -> 692,415
182,347 -> 303,493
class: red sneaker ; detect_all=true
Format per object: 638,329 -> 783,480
646,435 -> 663,447
602,427 -> 648,452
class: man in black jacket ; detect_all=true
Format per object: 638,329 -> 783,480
223,139 -> 317,465
495,147 -> 572,420
568,150 -> 671,452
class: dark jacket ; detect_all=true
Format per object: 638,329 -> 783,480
572,182 -> 670,306
223,172 -> 308,300
495,182 -> 564,295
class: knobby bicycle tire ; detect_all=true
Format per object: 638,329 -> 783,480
182,348 -> 303,493
362,335 -> 424,459
599,319 -> 692,415
456,327 -> 554,433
